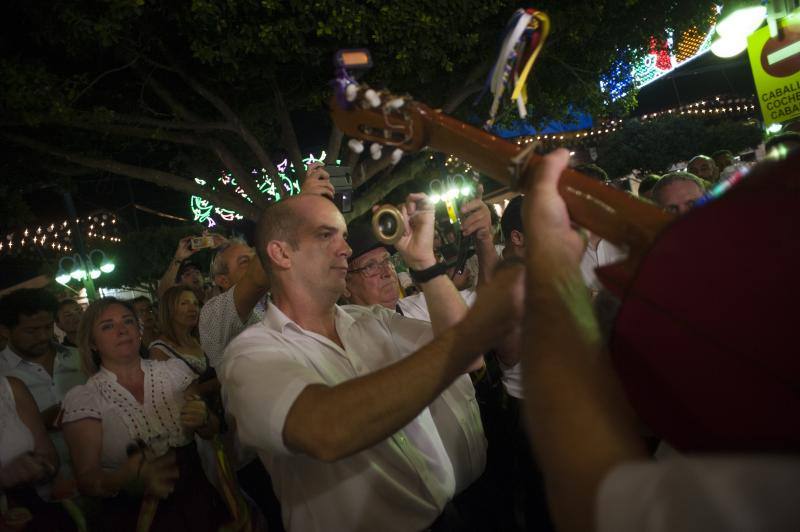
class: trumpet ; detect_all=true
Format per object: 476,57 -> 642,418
371,205 -> 405,245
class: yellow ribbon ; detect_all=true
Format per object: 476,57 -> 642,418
510,11 -> 551,103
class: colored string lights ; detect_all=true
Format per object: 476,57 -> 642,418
512,96 -> 756,147
189,152 -> 340,227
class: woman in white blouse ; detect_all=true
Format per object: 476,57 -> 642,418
0,375 -> 68,529
61,298 -> 230,531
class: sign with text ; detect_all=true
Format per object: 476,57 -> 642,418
747,21 -> 800,125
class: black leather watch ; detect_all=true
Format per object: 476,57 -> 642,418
408,261 -> 449,284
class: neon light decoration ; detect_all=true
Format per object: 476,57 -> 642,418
601,23 -> 716,101
190,152 -> 337,227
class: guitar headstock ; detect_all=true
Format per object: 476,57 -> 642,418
330,79 -> 430,162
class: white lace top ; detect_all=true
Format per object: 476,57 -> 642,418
62,359 -> 194,469
0,376 -> 35,468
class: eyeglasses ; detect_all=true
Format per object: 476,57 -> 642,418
348,256 -> 394,278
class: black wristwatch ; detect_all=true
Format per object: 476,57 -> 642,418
409,261 -> 449,284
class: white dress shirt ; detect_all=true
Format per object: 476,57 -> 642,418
199,285 -> 264,370
220,302 -> 486,532
397,289 -> 477,321
0,376 -> 35,468
0,343 -> 86,411
0,342 -> 86,490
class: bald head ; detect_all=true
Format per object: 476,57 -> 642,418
255,194 -> 338,272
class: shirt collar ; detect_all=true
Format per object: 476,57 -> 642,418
96,358 -> 146,383
0,344 -> 22,368
264,301 -> 356,337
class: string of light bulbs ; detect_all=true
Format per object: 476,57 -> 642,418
1,212 -> 121,256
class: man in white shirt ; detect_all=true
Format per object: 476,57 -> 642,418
0,288 -> 87,489
345,195 -> 496,321
220,192 -> 522,531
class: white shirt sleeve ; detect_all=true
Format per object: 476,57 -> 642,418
62,384 -> 102,423
597,456 -> 800,532
222,338 -> 327,457
199,286 -> 262,370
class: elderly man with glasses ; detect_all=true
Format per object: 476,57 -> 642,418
344,196 -> 496,320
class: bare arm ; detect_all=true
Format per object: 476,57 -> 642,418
157,237 -> 195,298
0,378 -> 59,489
460,192 -> 500,289
63,419 -> 136,497
395,193 -> 468,335
521,150 -> 648,532
10,378 -> 57,469
283,266 -> 522,462
232,255 -> 270,323
63,419 -> 179,498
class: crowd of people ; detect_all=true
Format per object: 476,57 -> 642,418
0,133 -> 798,531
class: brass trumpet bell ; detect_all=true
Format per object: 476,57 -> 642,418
371,205 -> 405,245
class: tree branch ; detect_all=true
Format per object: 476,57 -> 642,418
273,81 -> 305,179
345,155 -> 430,222
442,58 -> 492,114
110,113 -> 234,132
162,55 -> 281,179
442,82 -> 484,115
352,151 -> 395,188
58,121 -> 267,208
3,133 -> 260,221
110,76 -> 266,207
72,58 -> 139,104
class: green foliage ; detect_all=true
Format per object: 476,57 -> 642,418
594,116 -> 763,178
0,0 -> 718,215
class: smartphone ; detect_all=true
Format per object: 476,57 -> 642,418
324,165 -> 354,213
190,236 -> 215,250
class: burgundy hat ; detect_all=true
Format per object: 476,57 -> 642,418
608,152 -> 800,453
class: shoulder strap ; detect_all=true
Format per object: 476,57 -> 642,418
150,341 -> 203,377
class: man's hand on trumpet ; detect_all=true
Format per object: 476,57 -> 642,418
388,193 -> 438,271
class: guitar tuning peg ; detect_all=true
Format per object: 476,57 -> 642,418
369,142 -> 383,160
364,89 -> 381,108
390,148 -> 403,164
348,139 -> 365,154
386,98 -> 405,110
345,84 -> 359,102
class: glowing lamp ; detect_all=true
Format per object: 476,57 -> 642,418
716,5 -> 767,39
100,262 -> 115,273
90,269 -> 101,280
56,274 -> 71,285
71,269 -> 87,281
766,123 -> 783,134
711,36 -> 748,58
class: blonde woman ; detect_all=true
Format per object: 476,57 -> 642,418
61,298 -> 229,531
148,286 -> 219,399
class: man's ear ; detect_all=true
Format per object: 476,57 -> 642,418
266,241 -> 292,270
0,324 -> 10,340
214,274 -> 231,291
511,229 -> 525,247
